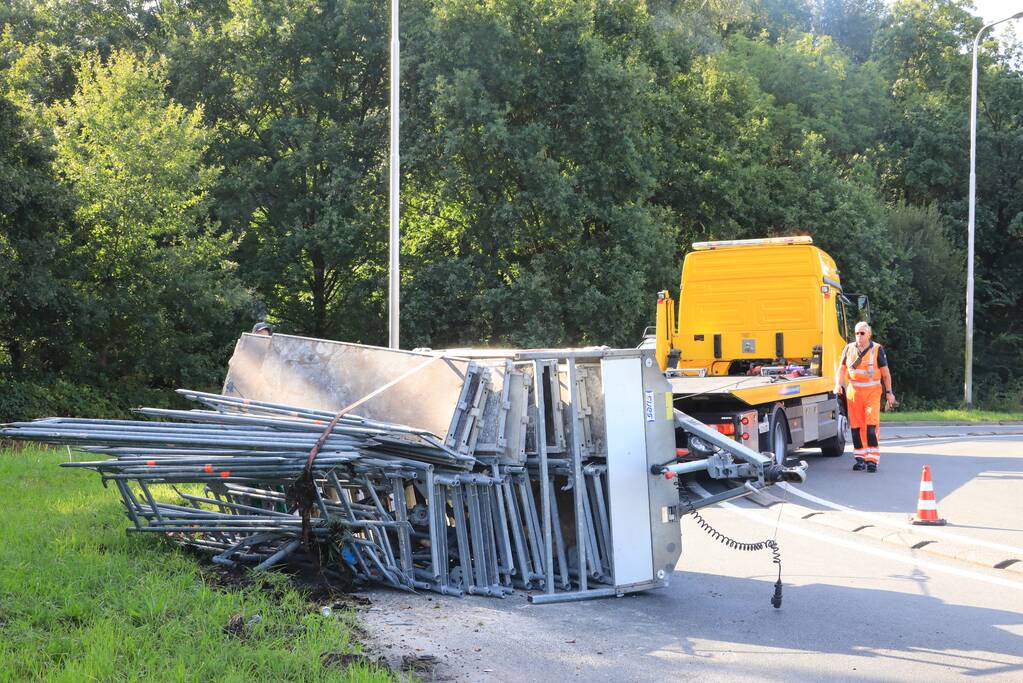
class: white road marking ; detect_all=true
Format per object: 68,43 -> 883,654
688,483 -> 1023,592
776,481 -> 1023,557
880,434 -> 1023,448
882,425 -> 1023,430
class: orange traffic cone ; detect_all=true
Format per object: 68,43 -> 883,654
910,465 -> 946,526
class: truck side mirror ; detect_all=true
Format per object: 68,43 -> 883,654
857,295 -> 871,323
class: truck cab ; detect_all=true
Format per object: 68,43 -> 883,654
654,236 -> 866,464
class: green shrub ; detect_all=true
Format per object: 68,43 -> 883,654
0,377 -> 188,422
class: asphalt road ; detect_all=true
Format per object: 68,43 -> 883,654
363,427 -> 1023,681
784,425 -> 1023,554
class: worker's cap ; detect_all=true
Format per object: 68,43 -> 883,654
251,322 -> 272,334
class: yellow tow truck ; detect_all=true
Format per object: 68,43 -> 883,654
651,236 -> 867,465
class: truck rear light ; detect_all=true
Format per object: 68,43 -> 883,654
712,423 -> 735,435
739,411 -> 756,442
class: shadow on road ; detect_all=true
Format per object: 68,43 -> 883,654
365,569 -> 1023,680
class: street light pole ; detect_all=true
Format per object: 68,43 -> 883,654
388,0 -> 401,349
965,10 -> 1023,409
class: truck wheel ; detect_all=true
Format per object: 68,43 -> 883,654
819,413 -> 848,457
769,412 -> 789,466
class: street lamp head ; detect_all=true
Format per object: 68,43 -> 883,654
1014,10 -> 1023,19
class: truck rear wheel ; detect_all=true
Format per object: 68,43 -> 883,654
819,413 -> 848,457
769,412 -> 789,466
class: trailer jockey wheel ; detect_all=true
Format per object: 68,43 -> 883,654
770,412 -> 789,466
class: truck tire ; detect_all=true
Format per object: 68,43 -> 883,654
769,411 -> 789,466
819,412 -> 848,457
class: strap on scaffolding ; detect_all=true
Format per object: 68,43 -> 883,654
296,353 -> 445,546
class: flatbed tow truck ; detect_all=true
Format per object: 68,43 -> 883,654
650,236 -> 867,468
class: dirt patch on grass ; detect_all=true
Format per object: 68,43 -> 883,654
181,546 -> 397,675
320,651 -> 387,669
190,545 -> 365,606
320,649 -> 443,679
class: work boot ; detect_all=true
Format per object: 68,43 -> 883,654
852,458 -> 866,471
866,462 -> 878,473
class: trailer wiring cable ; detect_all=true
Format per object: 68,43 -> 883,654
678,482 -> 786,609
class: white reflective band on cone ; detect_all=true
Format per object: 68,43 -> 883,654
916,500 -> 938,510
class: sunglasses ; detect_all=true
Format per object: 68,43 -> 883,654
855,331 -> 867,335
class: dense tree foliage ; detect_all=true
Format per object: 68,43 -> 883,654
2,0 -> 1022,410
49,49 -> 253,386
1,47 -> 252,394
400,0 -> 678,347
162,0 -> 392,339
0,91 -> 77,373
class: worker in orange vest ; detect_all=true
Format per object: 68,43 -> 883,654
834,321 -> 896,472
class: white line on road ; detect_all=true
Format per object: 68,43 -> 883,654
776,482 -> 1023,557
880,434 -> 1023,448
689,483 -> 1023,592
881,426 -> 1023,430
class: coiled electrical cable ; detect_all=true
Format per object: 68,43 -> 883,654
678,482 -> 785,608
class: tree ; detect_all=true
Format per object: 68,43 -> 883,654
50,49 -> 252,386
811,0 -> 885,62
399,0 -> 678,347
162,0 -> 392,342
882,202 -> 963,402
0,91 -> 78,373
718,33 -> 888,158
1,0 -> 162,107
873,0 -> 1023,405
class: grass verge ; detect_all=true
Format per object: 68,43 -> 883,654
0,446 -> 392,682
881,409 -> 1023,423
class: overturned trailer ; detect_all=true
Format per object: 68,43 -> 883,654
216,333 -> 807,602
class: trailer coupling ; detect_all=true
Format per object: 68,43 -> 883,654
654,409 -> 808,493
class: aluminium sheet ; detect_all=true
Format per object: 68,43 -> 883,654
222,333 -> 480,442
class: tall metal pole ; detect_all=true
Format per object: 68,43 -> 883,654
388,0 -> 401,349
965,11 -> 1023,409
966,28 -> 980,410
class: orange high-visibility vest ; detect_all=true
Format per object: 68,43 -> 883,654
843,342 -> 882,389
